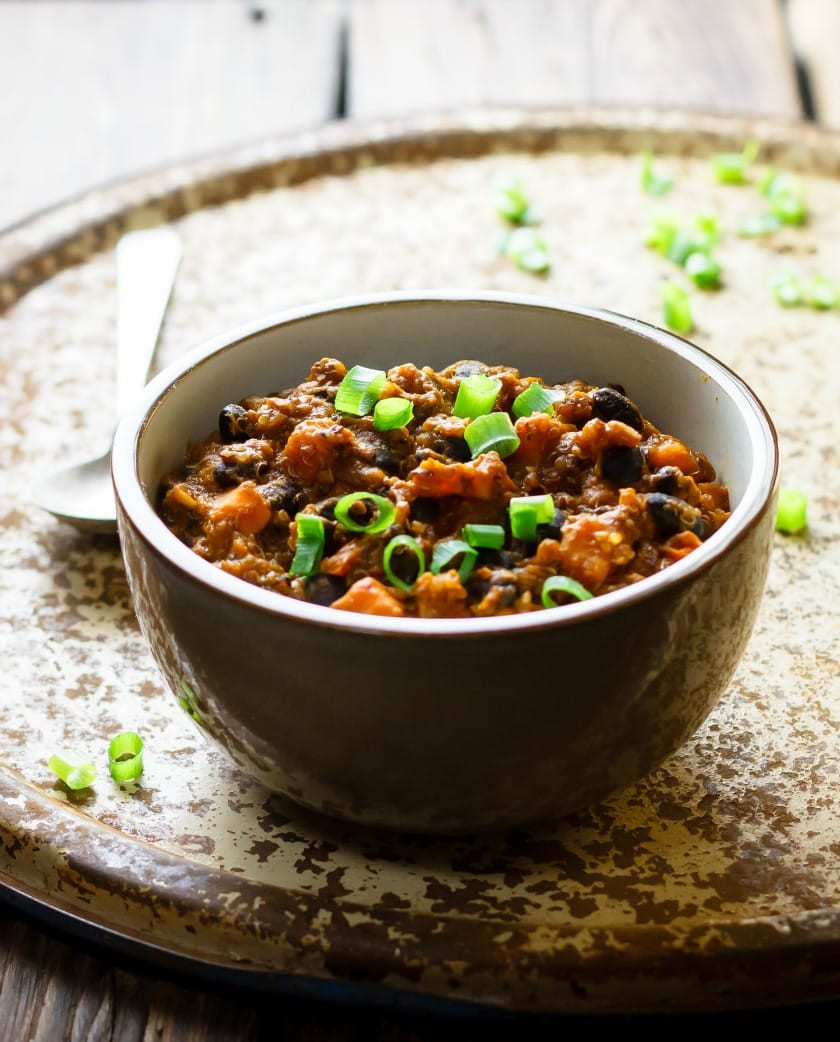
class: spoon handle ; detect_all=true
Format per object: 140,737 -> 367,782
115,227 -> 182,417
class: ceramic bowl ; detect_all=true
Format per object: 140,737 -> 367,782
112,292 -> 778,833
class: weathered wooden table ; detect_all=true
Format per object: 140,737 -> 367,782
0,2 -> 838,1038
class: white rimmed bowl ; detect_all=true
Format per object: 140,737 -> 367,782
112,292 -> 778,833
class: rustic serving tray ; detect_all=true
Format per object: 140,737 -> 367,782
0,109 -> 837,1016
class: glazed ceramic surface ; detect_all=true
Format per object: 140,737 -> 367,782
114,294 -> 778,832
0,109 -> 837,1013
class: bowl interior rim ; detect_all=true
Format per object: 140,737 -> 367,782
112,290 -> 779,638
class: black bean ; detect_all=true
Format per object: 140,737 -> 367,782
645,493 -> 703,537
373,444 -> 403,475
443,436 -> 471,463
477,549 -> 515,569
465,573 -> 491,600
305,574 -> 346,606
218,404 -> 250,443
601,445 -> 644,484
589,388 -> 644,432
411,498 -> 440,523
213,462 -> 239,489
650,466 -> 681,495
537,508 -> 567,540
261,476 -> 304,514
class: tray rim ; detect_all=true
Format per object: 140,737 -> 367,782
2,104 -> 839,1015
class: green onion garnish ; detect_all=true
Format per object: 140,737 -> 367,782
453,373 -> 502,419
768,191 -> 807,226
493,174 -> 535,225
662,281 -> 693,333
769,270 -> 803,307
462,523 -> 506,549
463,412 -> 520,459
645,212 -> 679,255
382,535 -> 425,591
373,397 -> 413,430
48,750 -> 96,791
541,575 -> 593,608
335,365 -> 386,416
685,251 -> 721,290
776,488 -> 808,533
512,382 -> 562,418
430,539 -> 478,582
334,492 -> 396,534
738,213 -> 782,237
503,227 -> 551,274
807,275 -> 839,310
640,150 -> 674,197
509,494 -> 554,541
108,731 -> 144,783
710,139 -> 758,184
290,514 -> 325,576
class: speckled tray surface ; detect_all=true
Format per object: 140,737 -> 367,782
0,109 -> 838,1016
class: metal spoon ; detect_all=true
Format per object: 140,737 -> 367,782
33,226 -> 181,533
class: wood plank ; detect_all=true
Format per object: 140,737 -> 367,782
348,0 -> 802,120
0,0 -> 343,228
787,0 -> 840,125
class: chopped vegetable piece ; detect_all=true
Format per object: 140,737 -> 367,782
738,213 -> 782,237
108,731 -> 144,782
334,492 -> 396,534
382,535 -> 426,591
661,281 -> 693,333
462,523 -> 506,549
711,139 -> 758,183
645,212 -> 680,255
512,382 -> 563,419
290,514 -> 325,577
453,373 -> 502,419
373,397 -> 414,430
493,173 -> 536,225
694,213 -> 720,246
807,275 -> 839,310
48,750 -> 96,791
640,150 -> 674,196
768,191 -> 807,226
769,270 -> 803,307
776,488 -> 808,533
541,575 -> 594,608
335,364 -> 386,416
685,251 -> 721,290
503,227 -> 551,274
463,412 -> 521,459
430,539 -> 478,582
509,494 -> 554,541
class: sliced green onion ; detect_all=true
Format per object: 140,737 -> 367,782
662,281 -> 693,333
738,213 -> 782,237
666,230 -> 703,267
493,173 -> 535,225
373,397 -> 413,430
768,191 -> 807,226
463,412 -> 520,459
382,535 -> 425,591
504,227 -> 551,274
430,539 -> 478,582
108,731 -> 144,782
711,139 -> 758,183
645,212 -> 679,255
807,275 -> 839,310
541,575 -> 594,608
334,492 -> 396,534
512,382 -> 563,418
685,251 -> 721,290
694,213 -> 720,246
509,494 -> 554,541
335,364 -> 386,416
453,373 -> 502,419
776,488 -> 808,533
769,270 -> 803,307
462,523 -> 506,549
290,514 -> 325,576
48,750 -> 96,791
640,150 -> 674,197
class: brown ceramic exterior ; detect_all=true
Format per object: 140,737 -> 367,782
113,292 -> 778,833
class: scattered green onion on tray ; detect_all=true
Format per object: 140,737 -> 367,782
48,750 -> 97,791
108,731 -> 144,783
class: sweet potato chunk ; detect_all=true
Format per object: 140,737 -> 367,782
209,482 -> 270,535
331,577 -> 404,617
406,452 -> 517,500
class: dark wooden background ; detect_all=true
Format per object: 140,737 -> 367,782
1,1 -> 839,1037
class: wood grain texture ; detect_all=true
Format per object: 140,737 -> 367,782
348,0 -> 802,118
0,0 -> 342,227
787,0 -> 840,125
